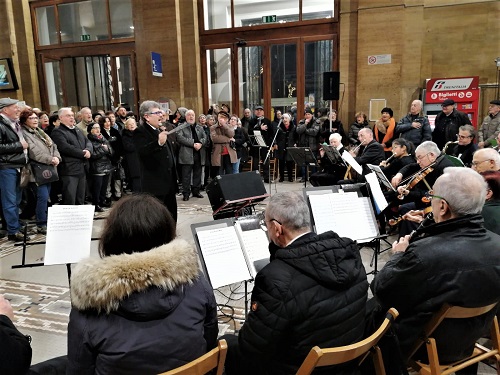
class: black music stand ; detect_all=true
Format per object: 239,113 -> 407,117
287,147 -> 319,187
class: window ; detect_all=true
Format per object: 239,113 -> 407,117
36,6 -> 58,46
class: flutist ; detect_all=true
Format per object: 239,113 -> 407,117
379,138 -> 415,180
309,133 -> 347,186
390,141 -> 454,237
342,128 -> 384,182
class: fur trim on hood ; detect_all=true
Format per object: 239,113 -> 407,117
70,239 -> 200,313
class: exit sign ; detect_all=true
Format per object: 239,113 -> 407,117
80,34 -> 91,42
262,15 -> 277,23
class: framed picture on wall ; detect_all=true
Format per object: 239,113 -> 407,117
0,58 -> 19,91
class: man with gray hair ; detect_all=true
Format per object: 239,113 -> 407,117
471,148 -> 500,173
133,100 -> 177,221
224,192 -> 368,374
371,167 -> 500,368
395,99 -> 432,147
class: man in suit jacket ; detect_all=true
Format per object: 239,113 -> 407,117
51,107 -> 92,205
349,127 -> 385,177
133,100 -> 178,221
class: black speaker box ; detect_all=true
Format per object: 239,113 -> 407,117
206,171 -> 267,217
323,71 -> 340,100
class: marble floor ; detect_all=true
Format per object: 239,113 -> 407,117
0,177 -> 495,374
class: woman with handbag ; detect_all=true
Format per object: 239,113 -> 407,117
20,109 -> 61,234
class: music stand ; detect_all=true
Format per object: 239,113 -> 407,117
287,147 -> 319,187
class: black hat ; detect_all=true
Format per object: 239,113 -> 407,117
381,107 -> 393,117
254,105 -> 264,110
304,108 -> 313,114
441,99 -> 455,107
490,100 -> 500,106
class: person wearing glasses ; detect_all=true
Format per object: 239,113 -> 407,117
431,98 -> 471,150
223,192 -> 368,375
471,148 -> 500,173
443,124 -> 477,167
371,167 -> 500,371
133,100 -> 178,221
390,141 -> 454,237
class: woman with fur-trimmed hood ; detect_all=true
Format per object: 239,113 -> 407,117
67,194 -> 218,374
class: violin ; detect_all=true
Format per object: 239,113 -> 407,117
397,166 -> 434,200
388,206 -> 432,227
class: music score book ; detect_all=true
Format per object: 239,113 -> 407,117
192,216 -> 270,289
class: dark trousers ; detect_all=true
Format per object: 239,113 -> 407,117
155,192 -> 178,222
278,157 -> 294,181
60,174 -> 86,205
219,154 -> 233,175
91,174 -> 110,206
181,153 -> 202,196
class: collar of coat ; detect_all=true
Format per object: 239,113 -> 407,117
70,238 -> 200,313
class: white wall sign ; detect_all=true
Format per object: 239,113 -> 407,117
368,54 -> 392,65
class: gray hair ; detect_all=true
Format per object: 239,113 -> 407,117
434,167 -> 486,216
412,99 -> 423,109
58,107 -> 73,117
282,113 -> 291,121
459,124 -> 475,138
474,148 -> 500,166
177,107 -> 188,118
266,192 -> 311,231
329,132 -> 342,142
185,109 -> 195,116
416,141 -> 440,156
139,100 -> 161,118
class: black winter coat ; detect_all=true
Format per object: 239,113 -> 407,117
121,129 -> 141,179
87,133 -> 114,175
0,115 -> 27,168
372,215 -> 500,362
67,239 -> 218,375
432,109 -> 471,150
51,124 -> 92,176
348,121 -> 369,146
395,114 -> 432,147
275,122 -> 296,159
0,315 -> 32,375
238,231 -> 368,374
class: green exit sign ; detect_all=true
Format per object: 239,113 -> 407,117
262,15 -> 277,23
80,34 -> 91,42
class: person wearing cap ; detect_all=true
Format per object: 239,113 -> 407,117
249,105 -> 273,182
432,98 -> 471,150
296,108 -> 320,181
478,99 -> 500,148
210,110 -> 237,176
374,107 -> 396,158
0,98 -> 30,242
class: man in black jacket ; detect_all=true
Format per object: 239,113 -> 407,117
371,167 -> 500,368
224,192 -> 368,375
0,98 -> 29,242
432,98 -> 471,150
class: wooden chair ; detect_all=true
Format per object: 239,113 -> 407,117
296,308 -> 399,375
408,303 -> 500,375
158,339 -> 227,375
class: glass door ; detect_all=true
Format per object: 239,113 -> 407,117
41,56 -> 64,113
270,43 -> 297,119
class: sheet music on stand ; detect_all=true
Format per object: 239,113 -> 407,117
191,215 -> 270,289
322,145 -> 344,165
367,164 -> 396,192
252,130 -> 267,147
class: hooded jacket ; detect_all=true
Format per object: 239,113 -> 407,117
67,239 -> 218,375
237,231 -> 368,374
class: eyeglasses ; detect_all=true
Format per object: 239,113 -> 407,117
471,159 -> 491,167
147,111 -> 162,116
425,193 -> 448,205
416,152 -> 430,161
456,134 -> 472,139
259,217 -> 282,231
28,116 -> 39,120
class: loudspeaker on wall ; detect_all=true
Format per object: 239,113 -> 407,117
323,71 -> 340,100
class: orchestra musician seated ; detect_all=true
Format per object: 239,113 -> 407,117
309,133 -> 347,186
471,148 -> 500,173
480,170 -> 500,235
443,124 -> 478,167
370,167 -> 500,373
379,138 -> 415,180
390,141 -> 455,237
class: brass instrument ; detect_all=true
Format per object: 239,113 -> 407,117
442,140 -> 458,154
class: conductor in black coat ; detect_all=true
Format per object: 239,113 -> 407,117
133,100 -> 178,221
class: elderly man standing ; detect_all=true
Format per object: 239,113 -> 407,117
177,109 -> 207,201
0,98 -> 29,242
371,167 -> 500,369
51,107 -> 92,205
432,99 -> 471,150
134,100 -> 178,221
224,192 -> 368,375
76,107 -> 93,136
395,99 -> 432,147
478,99 -> 500,148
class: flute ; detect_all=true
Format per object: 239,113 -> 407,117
350,141 -> 365,155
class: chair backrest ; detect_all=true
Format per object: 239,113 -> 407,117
158,339 -> 227,375
407,302 -> 498,360
296,308 -> 399,375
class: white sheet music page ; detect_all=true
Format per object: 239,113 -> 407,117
309,193 -> 378,241
235,221 -> 270,278
341,150 -> 363,174
196,226 -> 252,289
44,205 -> 94,265
365,172 -> 388,212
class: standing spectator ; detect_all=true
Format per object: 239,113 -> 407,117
201,114 -> 213,189
240,107 -> 252,132
395,100 -> 432,147
37,111 -> 50,130
275,113 -> 296,182
432,99 -> 471,150
374,107 -> 396,158
230,114 -> 249,174
250,105 -> 274,182
0,98 -> 29,242
21,109 -> 61,234
44,112 -> 60,137
134,100 -> 178,221
99,115 -> 123,202
66,195 -> 217,374
296,108 -> 320,181
210,111 -> 236,177
87,123 -> 114,212
347,111 -> 369,147
114,105 -> 128,131
236,118 -> 251,173
51,107 -> 92,205
321,109 -> 346,146
271,109 -> 282,132
177,109 -> 207,201
121,117 -> 141,193
478,99 -> 500,148
76,107 -> 92,137
0,294 -> 32,375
